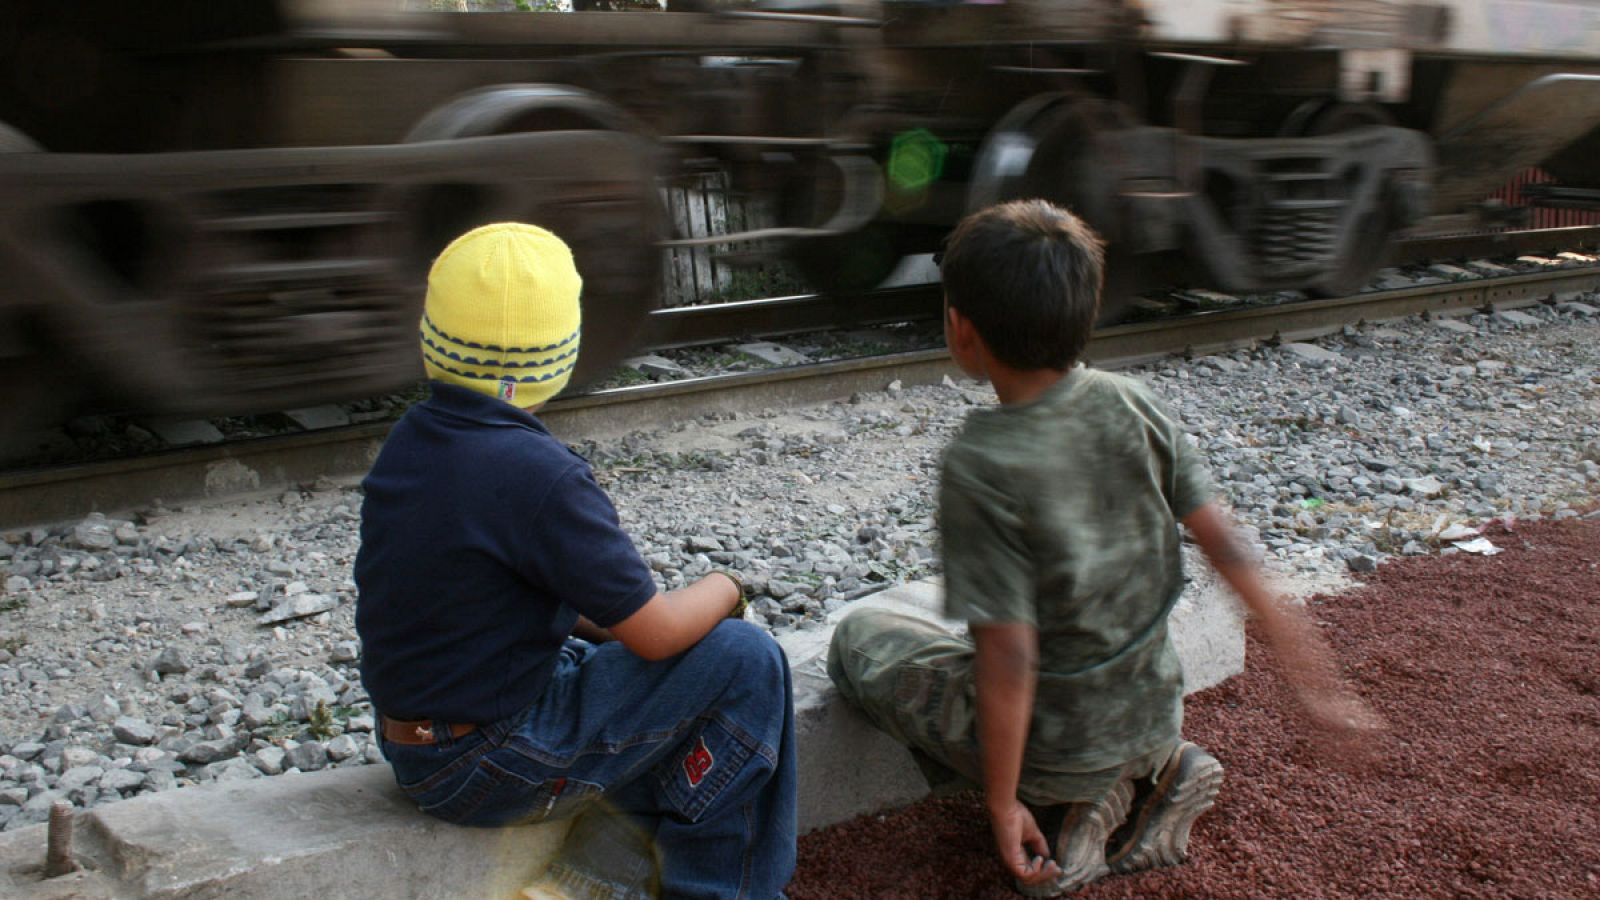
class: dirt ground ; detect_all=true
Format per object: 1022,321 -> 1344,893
790,517 -> 1600,899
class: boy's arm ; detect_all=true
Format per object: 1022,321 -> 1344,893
940,454 -> 1057,883
522,467 -> 741,661
972,622 -> 1062,888
608,572 -> 742,661
1183,501 -> 1381,733
570,616 -> 613,644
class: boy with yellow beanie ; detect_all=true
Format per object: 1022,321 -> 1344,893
356,224 -> 797,899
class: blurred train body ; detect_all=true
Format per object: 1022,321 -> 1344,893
3,0 -> 1599,435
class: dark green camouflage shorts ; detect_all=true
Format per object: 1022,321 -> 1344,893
827,606 -> 1172,805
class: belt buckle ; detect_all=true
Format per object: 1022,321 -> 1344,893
414,723 -> 434,742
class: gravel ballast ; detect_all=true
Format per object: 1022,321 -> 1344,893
0,302 -> 1596,835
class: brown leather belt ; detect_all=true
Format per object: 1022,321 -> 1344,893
381,715 -> 478,746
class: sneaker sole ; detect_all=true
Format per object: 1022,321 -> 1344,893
1016,778 -> 1135,898
1106,742 -> 1224,874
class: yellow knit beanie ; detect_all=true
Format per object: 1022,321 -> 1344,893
420,223 -> 582,408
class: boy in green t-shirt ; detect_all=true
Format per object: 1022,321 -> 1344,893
828,200 -> 1378,896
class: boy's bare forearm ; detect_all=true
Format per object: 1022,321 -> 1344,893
1186,504 -> 1332,676
972,624 -> 1039,810
1183,502 -> 1374,730
608,573 -> 742,661
971,623 -> 1062,884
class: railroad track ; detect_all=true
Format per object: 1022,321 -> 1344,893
4,260 -> 1598,530
642,225 -> 1600,350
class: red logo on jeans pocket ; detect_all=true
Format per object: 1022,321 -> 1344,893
682,737 -> 714,787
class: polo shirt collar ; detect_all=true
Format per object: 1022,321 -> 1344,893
425,381 -> 549,432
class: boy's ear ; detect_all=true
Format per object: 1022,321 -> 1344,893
945,304 -> 974,348
944,304 -> 986,377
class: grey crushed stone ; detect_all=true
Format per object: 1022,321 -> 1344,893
0,302 -> 1596,827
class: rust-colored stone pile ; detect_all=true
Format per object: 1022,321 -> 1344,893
792,516 -> 1600,898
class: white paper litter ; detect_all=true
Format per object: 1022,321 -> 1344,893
1451,537 -> 1503,556
1437,524 -> 1481,541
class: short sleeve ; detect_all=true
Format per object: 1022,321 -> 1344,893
518,465 -> 658,628
1166,422 -> 1214,521
1130,381 -> 1214,520
940,452 -> 1034,625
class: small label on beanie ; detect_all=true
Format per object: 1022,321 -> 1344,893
496,379 -> 516,403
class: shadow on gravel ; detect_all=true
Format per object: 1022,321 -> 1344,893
791,516 -> 1600,899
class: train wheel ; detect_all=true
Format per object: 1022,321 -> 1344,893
0,123 -> 79,459
969,96 -> 1135,232
1278,100 -> 1394,138
969,96 -> 1144,321
405,86 -> 665,390
0,319 -> 79,464
777,148 -> 901,294
1313,203 -> 1393,299
1282,102 -> 1402,297
788,225 -> 907,295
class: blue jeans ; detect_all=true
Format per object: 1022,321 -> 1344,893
380,620 -> 797,900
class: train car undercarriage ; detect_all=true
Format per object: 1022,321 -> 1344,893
2,0 -> 1599,441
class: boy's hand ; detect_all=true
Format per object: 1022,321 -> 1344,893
1298,684 -> 1384,735
987,797 -> 1061,887
1298,683 -> 1387,768
1184,502 -> 1387,756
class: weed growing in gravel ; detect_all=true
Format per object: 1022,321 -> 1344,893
656,450 -> 731,472
801,335 -> 896,360
261,711 -> 296,740
260,702 -> 363,742
592,367 -> 652,390
0,594 -> 25,614
307,701 -> 337,740
0,634 -> 26,654
1267,414 -> 1319,432
662,347 -> 760,372
592,453 -> 655,482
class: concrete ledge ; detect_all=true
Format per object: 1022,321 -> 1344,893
0,578 -> 1243,898
780,576 -> 1244,832
0,766 -> 570,899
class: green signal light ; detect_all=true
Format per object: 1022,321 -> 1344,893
887,129 -> 949,192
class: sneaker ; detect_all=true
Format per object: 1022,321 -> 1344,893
1016,778 -> 1135,898
1104,741 -> 1224,874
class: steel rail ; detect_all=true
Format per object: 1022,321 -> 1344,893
642,227 -> 1600,351
2,265 -> 1597,530
639,285 -> 941,350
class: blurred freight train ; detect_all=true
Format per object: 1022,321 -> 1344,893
3,0 -> 1600,441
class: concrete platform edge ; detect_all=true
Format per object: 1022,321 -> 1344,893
0,578 -> 1243,898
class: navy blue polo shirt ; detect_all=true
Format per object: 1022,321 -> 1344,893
354,382 -> 657,724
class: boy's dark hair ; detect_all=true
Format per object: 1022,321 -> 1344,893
939,199 -> 1105,371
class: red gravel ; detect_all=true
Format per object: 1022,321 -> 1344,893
791,517 -> 1600,899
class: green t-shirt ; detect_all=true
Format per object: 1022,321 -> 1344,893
941,367 -> 1214,772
